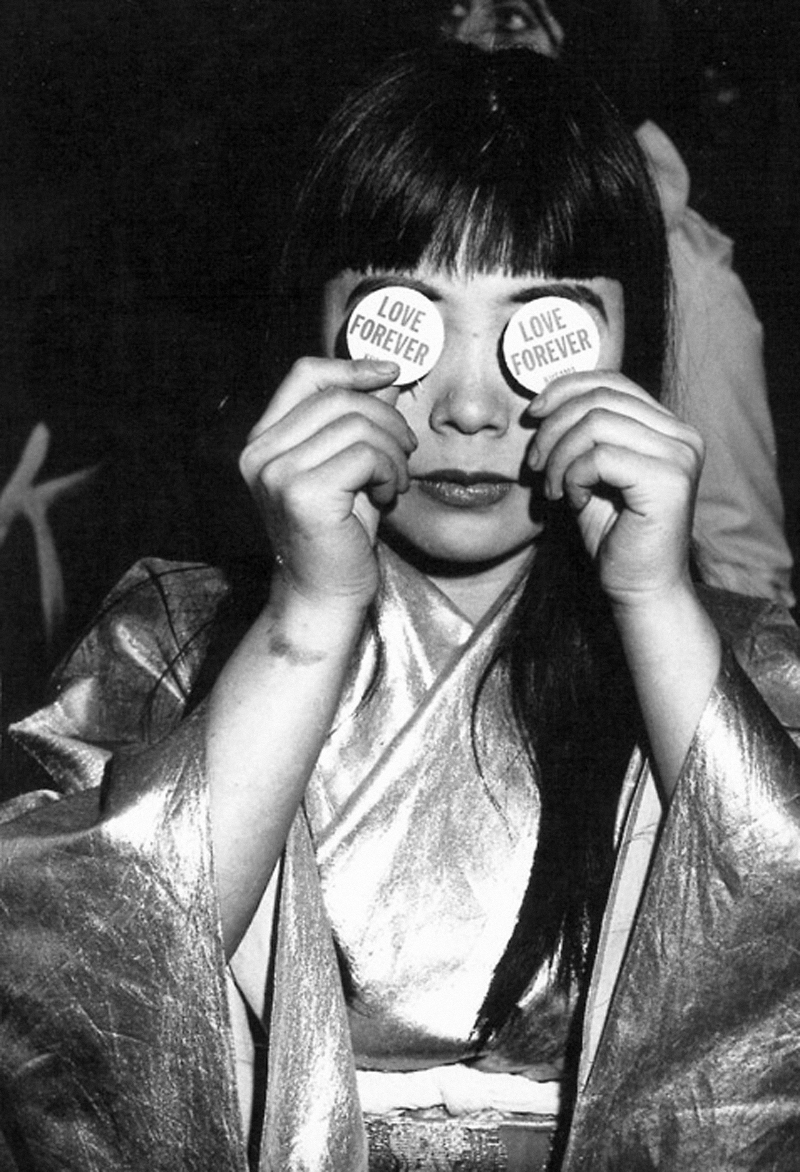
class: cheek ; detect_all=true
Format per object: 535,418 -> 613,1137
320,317 -> 340,359
595,323 -> 624,373
606,297 -> 626,371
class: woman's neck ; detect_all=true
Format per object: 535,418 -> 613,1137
425,545 -> 535,624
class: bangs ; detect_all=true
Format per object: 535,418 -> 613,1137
317,172 -> 637,285
276,43 -> 669,394
289,50 -> 649,284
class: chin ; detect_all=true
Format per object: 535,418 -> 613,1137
379,486 -> 542,574
380,520 -> 537,576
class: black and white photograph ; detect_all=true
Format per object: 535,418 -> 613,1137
1,2 -> 800,1168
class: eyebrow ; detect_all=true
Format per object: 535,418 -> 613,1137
343,275 -> 608,322
343,274 -> 442,313
509,283 -> 609,322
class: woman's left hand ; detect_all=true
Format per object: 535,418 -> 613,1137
526,372 -> 719,797
526,371 -> 705,611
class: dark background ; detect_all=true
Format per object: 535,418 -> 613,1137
1,0 -> 799,721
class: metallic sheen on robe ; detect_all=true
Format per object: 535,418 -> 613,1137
2,555 -> 800,1169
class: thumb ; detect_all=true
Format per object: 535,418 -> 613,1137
353,489 -> 381,544
370,382 -> 403,409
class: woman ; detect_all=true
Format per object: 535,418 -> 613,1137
439,0 -> 795,608
2,44 -> 800,1172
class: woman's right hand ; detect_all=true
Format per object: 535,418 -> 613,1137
240,357 -> 416,613
213,354 -> 414,954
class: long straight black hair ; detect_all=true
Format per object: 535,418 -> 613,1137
273,42 -> 671,1044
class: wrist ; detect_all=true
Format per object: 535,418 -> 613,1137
264,571 -> 371,659
610,578 -> 722,684
607,573 -> 699,627
610,580 -> 721,799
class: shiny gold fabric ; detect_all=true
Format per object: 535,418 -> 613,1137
262,815 -> 368,1172
3,558 -> 800,1169
308,552 -> 545,1068
231,548 -> 571,1081
0,712 -> 247,1170
563,632 -> 800,1170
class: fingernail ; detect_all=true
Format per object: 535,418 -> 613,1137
525,394 -> 546,415
528,443 -> 542,469
363,359 -> 399,376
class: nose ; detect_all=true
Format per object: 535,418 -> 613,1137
428,332 -> 512,436
445,0 -> 492,46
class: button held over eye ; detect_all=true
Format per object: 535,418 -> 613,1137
502,296 -> 601,396
345,286 -> 445,386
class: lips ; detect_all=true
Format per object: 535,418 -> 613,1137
414,470 -> 515,509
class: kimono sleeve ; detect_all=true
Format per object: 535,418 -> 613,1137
564,601 -> 800,1170
0,561 -> 248,1170
6,557 -> 230,796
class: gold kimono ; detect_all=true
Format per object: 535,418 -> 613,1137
1,548 -> 800,1171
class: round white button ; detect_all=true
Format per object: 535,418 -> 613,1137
345,286 -> 445,385
502,296 -> 601,395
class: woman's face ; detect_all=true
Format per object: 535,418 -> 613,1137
322,265 -> 624,574
441,0 -> 565,56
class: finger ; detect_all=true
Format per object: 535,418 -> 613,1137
278,441 -> 407,523
528,386 -> 703,469
532,410 -> 702,502
249,357 -> 401,438
244,414 -> 411,503
248,390 -> 416,463
559,443 -> 695,519
526,369 -> 676,423
242,387 -> 417,477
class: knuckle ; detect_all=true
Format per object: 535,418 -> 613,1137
335,410 -> 372,435
238,445 -> 260,480
256,451 -> 296,497
585,388 -> 614,411
584,405 -> 610,428
674,439 -> 702,475
291,355 -> 321,381
320,387 -> 364,417
674,418 -> 703,447
348,438 -> 375,463
588,440 -> 612,466
663,462 -> 694,499
240,443 -> 278,484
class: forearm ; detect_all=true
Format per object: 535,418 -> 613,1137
613,584 -> 722,799
206,582 -> 367,955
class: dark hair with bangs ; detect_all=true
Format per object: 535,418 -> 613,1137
271,41 -> 673,1065
277,41 -> 669,400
